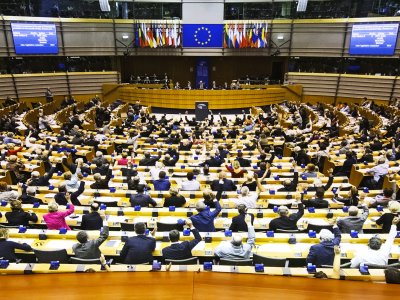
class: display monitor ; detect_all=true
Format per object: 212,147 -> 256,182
349,23 -> 399,56
11,22 -> 58,55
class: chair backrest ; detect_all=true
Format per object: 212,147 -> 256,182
306,224 -> 333,233
120,222 -> 136,231
0,224 -> 19,229
70,257 -> 101,264
165,257 -> 199,265
94,200 -> 118,207
252,253 -> 287,267
219,258 -> 253,266
34,249 -> 69,263
156,222 -> 183,232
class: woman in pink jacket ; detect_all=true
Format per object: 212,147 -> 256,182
43,195 -> 75,230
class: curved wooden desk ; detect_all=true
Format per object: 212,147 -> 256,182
103,84 -> 301,109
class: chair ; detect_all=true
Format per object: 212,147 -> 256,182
165,257 -> 199,265
34,249 -> 69,263
219,258 -> 253,266
365,263 -> 400,269
252,253 -> 288,267
156,222 -> 183,232
120,222 -> 136,231
94,200 -> 118,207
70,257 -> 101,264
306,224 -> 333,233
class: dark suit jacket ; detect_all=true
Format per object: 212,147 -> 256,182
302,198 -> 329,208
28,167 -> 56,186
81,211 -> 103,230
306,227 -> 341,266
139,156 -> 161,166
163,195 -> 186,207
130,193 -> 157,207
229,213 -> 254,232
236,157 -> 251,167
90,170 -> 112,189
120,235 -> 156,264
5,210 -> 38,226
210,179 -> 236,192
278,171 -> 299,192
201,157 -> 223,167
162,228 -> 202,260
55,181 -> 85,206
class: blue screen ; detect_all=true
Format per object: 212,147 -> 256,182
11,23 -> 58,55
349,23 -> 399,55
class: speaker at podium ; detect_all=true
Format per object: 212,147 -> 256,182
195,101 -> 209,121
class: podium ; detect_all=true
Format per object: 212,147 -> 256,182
195,101 -> 209,121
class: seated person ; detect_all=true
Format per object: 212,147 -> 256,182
337,205 -> 369,234
117,152 -> 129,166
152,171 -> 171,191
385,267 -> 400,284
43,197 -> 75,230
269,201 -> 304,232
26,165 -> 56,186
302,164 -> 318,178
20,185 -> 43,205
55,181 -> 85,206
73,214 -> 109,259
190,198 -> 221,232
162,219 -> 202,260
163,187 -> 186,207
180,172 -> 200,191
375,201 -> 400,233
214,214 -> 255,259
229,204 -> 254,232
6,199 -> 38,227
350,217 -> 399,268
369,188 -> 396,208
81,203 -> 103,230
306,225 -> 341,267
301,187 -> 329,208
90,170 -> 113,190
0,228 -> 32,261
210,171 -> 236,192
130,185 -> 157,207
120,222 -> 156,264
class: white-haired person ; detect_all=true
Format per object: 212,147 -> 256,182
306,223 -> 341,267
0,228 -> 32,261
375,201 -> 400,233
336,204 -> 369,234
214,214 -> 255,260
364,157 -> 389,189
268,197 -> 304,232
235,173 -> 265,209
26,163 -> 57,186
351,217 -> 399,268
43,194 -> 75,230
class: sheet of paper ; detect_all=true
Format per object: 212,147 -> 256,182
192,241 -> 206,251
45,239 -> 76,249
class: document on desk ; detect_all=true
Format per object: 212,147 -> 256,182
105,240 -> 121,248
158,216 -> 179,224
8,238 -> 36,246
44,193 -> 56,198
45,240 -> 76,249
95,196 -> 121,203
155,241 -> 162,250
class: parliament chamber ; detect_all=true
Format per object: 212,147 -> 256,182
1,0 -> 400,299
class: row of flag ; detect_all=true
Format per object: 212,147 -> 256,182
136,22 -> 181,48
224,23 -> 268,48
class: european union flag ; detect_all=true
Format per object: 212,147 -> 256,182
183,24 -> 223,48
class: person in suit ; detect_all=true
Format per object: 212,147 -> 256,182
20,185 -> 43,205
200,152 -> 223,167
139,151 -> 162,166
278,161 -> 299,192
162,219 -> 202,260
306,225 -> 341,267
152,171 -> 171,191
73,215 -> 109,259
337,205 -> 369,234
130,185 -> 157,207
0,228 -> 32,261
163,187 -> 186,207
6,199 -> 38,227
236,152 -> 251,167
120,222 -> 156,264
301,187 -> 329,208
90,170 -> 112,190
269,201 -> 304,232
81,203 -> 103,230
190,198 -> 221,232
55,181 -> 85,206
229,204 -> 254,232
210,171 -> 236,192
26,165 -> 56,186
375,201 -> 400,233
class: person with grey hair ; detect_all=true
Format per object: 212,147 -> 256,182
364,157 -> 389,189
20,185 -> 43,204
337,204 -> 369,234
72,212 -> 109,259
234,174 -> 264,209
306,224 -> 341,267
351,217 -> 400,268
190,197 -> 221,232
269,200 -> 304,232
214,214 -> 255,259
26,163 -> 57,186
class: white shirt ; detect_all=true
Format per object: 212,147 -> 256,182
235,192 -> 259,209
366,162 -> 389,182
181,179 -> 200,191
350,225 -> 397,268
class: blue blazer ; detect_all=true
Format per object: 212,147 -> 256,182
162,228 -> 202,260
306,227 -> 341,266
120,235 -> 156,264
